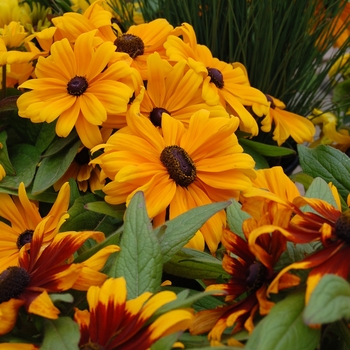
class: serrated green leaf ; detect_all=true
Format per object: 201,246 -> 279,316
41,317 -> 80,350
112,192 -> 163,298
298,144 -> 350,202
239,138 -> 296,156
0,130 -> 15,175
85,201 -> 125,220
163,248 -> 229,280
0,144 -> 40,190
226,200 -> 251,239
303,274 -> 350,326
32,139 -> 80,194
154,201 -> 231,264
246,291 -> 320,350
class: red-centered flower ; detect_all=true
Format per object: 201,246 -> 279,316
0,182 -> 70,268
251,188 -> 350,304
190,225 -> 299,340
0,217 -> 120,335
74,277 -> 194,350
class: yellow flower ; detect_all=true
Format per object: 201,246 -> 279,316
328,53 -> 350,78
0,182 -> 70,268
0,0 -> 31,28
17,30 -> 135,148
115,18 -> 173,79
74,277 -> 193,350
164,23 -> 269,136
256,94 -> 315,146
0,218 -> 119,335
309,108 -> 350,149
92,110 -> 255,252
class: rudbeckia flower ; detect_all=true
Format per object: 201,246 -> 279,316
137,52 -> 229,128
190,226 -> 299,340
17,30 -> 134,148
0,182 -> 70,268
0,217 -> 120,335
164,23 -> 269,136
254,187 -> 350,304
92,109 -> 255,252
74,277 -> 194,349
114,18 -> 173,79
255,94 -> 315,146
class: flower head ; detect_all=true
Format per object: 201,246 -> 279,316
17,30 -> 135,148
74,277 -> 194,350
92,110 -> 255,252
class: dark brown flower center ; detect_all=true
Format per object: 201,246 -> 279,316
150,107 -> 171,127
80,343 -> 105,350
114,33 -> 145,58
335,209 -> 350,244
0,266 -> 30,303
160,145 -> 196,187
266,94 -> 276,109
67,76 -> 88,96
17,229 -> 34,249
246,262 -> 267,293
207,67 -> 224,88
75,147 -> 90,165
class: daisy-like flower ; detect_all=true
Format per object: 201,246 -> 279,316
74,277 -> 194,350
114,18 -> 173,79
0,182 -> 70,268
0,217 -> 120,335
92,109 -> 255,253
190,225 -> 299,340
252,94 -> 315,146
17,30 -> 135,148
0,0 -> 30,28
253,187 -> 350,304
135,52 -> 229,128
164,23 -> 269,136
308,108 -> 350,150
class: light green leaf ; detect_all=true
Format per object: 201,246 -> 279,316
151,333 -> 181,350
112,191 -> 163,298
303,274 -> 350,326
298,144 -> 350,202
239,138 -> 296,156
305,177 -> 338,208
163,248 -> 229,280
32,139 -> 80,194
226,199 -> 251,239
41,317 -> 80,350
154,201 -> 231,264
246,291 -> 320,350
85,201 -> 125,220
0,144 -> 40,190
49,293 -> 74,304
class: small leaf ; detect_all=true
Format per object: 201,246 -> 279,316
298,144 -> 350,202
240,142 -> 269,169
163,248 -> 229,280
239,138 -> 296,156
32,139 -> 80,194
226,199 -> 251,239
154,201 -> 231,264
41,317 -> 80,350
112,191 -> 163,298
0,130 -> 15,175
151,333 -> 181,350
0,144 -> 40,190
85,201 -> 125,220
246,291 -> 320,350
305,177 -> 338,208
49,293 -> 74,304
303,274 -> 350,326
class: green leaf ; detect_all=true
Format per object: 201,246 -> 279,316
240,142 -> 269,169
303,274 -> 350,326
32,139 -> 80,194
0,144 -> 40,190
154,201 -> 231,264
35,121 -> 57,153
42,130 -> 79,158
333,80 -> 350,114
112,191 -> 163,298
290,172 -> 313,192
41,317 -> 80,350
305,177 -> 338,207
163,248 -> 229,280
226,199 -> 251,239
0,130 -> 15,175
151,333 -> 181,350
298,144 -> 350,202
239,138 -> 296,157
246,291 -> 320,350
49,293 -> 74,304
85,201 -> 125,220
